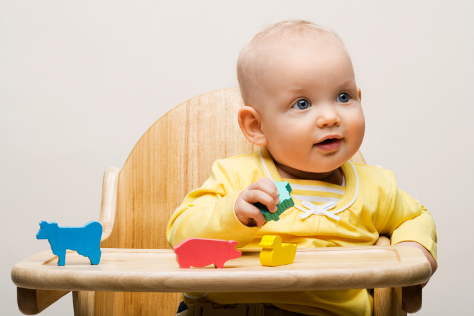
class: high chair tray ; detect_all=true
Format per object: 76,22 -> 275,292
12,246 -> 431,292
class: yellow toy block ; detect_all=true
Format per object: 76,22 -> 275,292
258,235 -> 297,267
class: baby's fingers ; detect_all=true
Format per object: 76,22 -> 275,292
243,187 -> 278,214
247,178 -> 280,210
235,202 -> 267,227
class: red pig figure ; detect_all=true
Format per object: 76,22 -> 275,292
173,238 -> 242,268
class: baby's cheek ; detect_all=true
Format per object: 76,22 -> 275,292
344,112 -> 364,140
354,118 -> 366,144
353,108 -> 366,132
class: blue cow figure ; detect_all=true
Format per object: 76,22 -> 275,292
36,221 -> 102,266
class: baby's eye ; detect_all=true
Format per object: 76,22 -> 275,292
337,93 -> 350,103
292,99 -> 311,110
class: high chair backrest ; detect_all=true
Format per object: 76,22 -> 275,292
90,88 -> 365,315
89,88 -> 257,315
102,88 -> 257,250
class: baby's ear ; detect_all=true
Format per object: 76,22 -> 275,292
238,106 -> 267,146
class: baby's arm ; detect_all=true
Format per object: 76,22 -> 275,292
389,205 -> 438,276
167,158 -> 277,248
376,171 -> 437,282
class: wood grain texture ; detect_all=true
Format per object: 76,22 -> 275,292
102,88 -> 257,251
374,287 -> 407,316
96,88 -> 258,315
12,246 -> 431,293
99,167 -> 119,242
73,291 -> 95,316
16,287 -> 69,315
401,284 -> 422,313
374,237 -> 424,314
374,236 -> 407,316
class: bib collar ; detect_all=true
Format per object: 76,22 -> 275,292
258,147 -> 359,218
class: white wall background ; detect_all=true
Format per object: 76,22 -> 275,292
1,1 -> 473,315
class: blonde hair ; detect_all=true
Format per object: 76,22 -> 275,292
237,20 -> 344,106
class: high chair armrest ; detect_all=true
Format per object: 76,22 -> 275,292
99,167 -> 119,242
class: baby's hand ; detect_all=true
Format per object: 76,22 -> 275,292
235,178 -> 280,227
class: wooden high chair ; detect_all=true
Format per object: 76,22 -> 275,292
12,88 -> 429,316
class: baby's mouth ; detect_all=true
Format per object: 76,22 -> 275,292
315,138 -> 342,151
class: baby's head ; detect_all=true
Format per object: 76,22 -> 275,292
237,21 -> 365,178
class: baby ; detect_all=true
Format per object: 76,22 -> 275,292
168,21 -> 437,316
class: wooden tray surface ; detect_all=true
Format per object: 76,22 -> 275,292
12,246 -> 431,293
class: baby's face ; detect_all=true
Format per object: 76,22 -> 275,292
252,36 -> 365,174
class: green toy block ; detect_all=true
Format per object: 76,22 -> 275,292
255,181 -> 294,221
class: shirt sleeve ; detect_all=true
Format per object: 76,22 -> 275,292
377,172 -> 438,265
166,158 -> 260,248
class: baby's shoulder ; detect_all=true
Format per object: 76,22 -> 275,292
353,163 -> 396,186
211,152 -> 264,186
216,151 -> 261,168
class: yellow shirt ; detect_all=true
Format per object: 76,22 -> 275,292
167,147 -> 437,316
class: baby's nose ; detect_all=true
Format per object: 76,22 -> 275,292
316,106 -> 341,127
